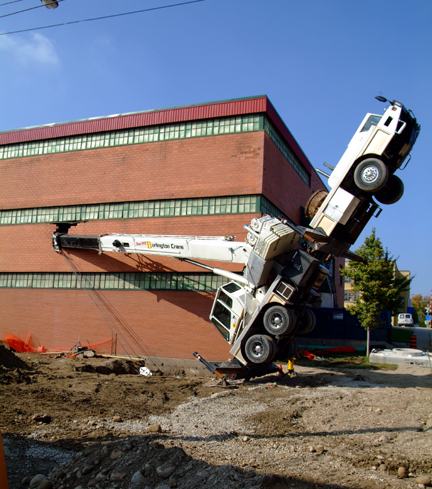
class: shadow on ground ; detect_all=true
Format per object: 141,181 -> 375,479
4,432 -> 351,489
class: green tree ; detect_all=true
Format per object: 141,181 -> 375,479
411,294 -> 428,326
343,229 -> 411,355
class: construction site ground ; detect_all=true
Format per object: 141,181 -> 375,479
1,347 -> 432,489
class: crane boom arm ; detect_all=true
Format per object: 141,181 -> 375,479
53,228 -> 252,264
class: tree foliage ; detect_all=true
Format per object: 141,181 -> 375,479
343,229 -> 411,331
411,294 -> 428,326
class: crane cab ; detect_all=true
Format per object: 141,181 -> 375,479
209,282 -> 253,344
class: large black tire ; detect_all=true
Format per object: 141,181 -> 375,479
244,334 -> 276,364
296,308 -> 316,335
375,175 -> 404,205
353,157 -> 388,192
263,305 -> 297,336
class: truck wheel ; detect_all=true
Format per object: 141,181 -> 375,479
263,305 -> 296,336
353,157 -> 388,192
244,334 -> 276,364
375,175 -> 404,205
304,189 -> 328,220
296,308 -> 316,335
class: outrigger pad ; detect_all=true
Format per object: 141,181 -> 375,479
193,352 -> 284,380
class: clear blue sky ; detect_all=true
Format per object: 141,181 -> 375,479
0,0 -> 430,296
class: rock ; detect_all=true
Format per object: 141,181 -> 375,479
131,470 -> 146,485
314,445 -> 325,455
110,448 -> 123,460
95,472 -> 106,481
37,481 -> 53,489
155,484 -> 171,489
146,423 -> 162,433
81,465 -> 93,475
415,475 -> 432,486
143,463 -> 153,476
241,435 -> 249,442
378,463 -> 386,472
156,463 -> 176,479
110,471 -> 127,481
31,414 -> 53,424
397,466 -> 408,479
30,474 -> 48,488
113,415 -> 123,422
21,476 -> 31,486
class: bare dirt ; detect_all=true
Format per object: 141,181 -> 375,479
1,347 -> 431,489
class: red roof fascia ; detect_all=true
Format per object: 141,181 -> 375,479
0,96 -> 268,146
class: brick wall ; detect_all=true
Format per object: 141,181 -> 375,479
0,289 -> 230,360
0,133 -> 264,209
262,134 -> 324,222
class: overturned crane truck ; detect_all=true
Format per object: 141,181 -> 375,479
52,98 -> 420,371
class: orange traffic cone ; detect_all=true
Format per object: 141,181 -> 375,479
0,433 -> 8,489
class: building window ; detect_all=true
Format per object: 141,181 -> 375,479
0,194 -> 284,226
0,272 -> 228,291
0,114 -> 309,187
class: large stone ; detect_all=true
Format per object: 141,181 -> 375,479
146,423 -> 162,433
110,448 -> 123,460
30,474 -> 48,488
110,471 -> 127,481
397,466 -> 408,479
156,463 -> 176,479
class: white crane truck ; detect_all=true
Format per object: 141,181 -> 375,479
52,98 -> 420,372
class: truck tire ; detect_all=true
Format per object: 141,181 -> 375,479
244,334 -> 276,364
304,189 -> 328,220
263,305 -> 297,336
375,175 -> 404,205
353,157 -> 388,192
296,308 -> 316,335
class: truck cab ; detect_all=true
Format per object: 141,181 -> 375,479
309,100 -> 420,256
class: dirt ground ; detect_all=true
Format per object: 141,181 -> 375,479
1,346 -> 431,489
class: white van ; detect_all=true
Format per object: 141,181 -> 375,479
397,313 -> 414,327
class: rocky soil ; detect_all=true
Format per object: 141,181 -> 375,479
1,346 -> 431,489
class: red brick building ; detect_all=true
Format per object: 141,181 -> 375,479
0,96 -> 337,360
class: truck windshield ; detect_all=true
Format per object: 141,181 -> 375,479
360,114 -> 381,132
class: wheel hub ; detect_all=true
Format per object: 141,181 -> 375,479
271,314 -> 282,326
253,343 -> 263,355
362,166 -> 379,183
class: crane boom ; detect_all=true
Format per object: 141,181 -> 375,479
53,231 -> 251,264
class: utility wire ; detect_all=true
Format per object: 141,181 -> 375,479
0,0 -> 29,7
0,0 -> 207,36
0,0 -> 63,19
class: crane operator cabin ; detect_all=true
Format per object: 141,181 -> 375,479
0,96 -> 337,359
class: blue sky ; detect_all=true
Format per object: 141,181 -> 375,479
0,0 -> 430,295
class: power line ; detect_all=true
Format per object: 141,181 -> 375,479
0,0 -> 207,36
0,0 -> 63,19
0,0 -> 29,7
